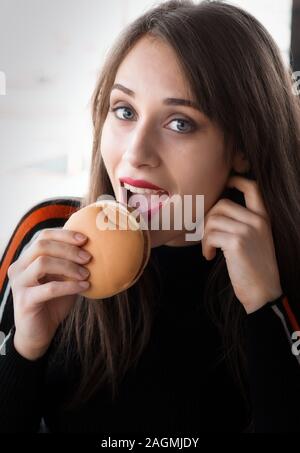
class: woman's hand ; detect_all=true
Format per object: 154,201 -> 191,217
201,175 -> 283,314
7,228 -> 92,360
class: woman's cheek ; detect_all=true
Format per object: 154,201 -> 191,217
100,121 -> 122,165
202,170 -> 230,215
188,165 -> 228,221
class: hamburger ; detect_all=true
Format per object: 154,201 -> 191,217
63,199 -> 151,299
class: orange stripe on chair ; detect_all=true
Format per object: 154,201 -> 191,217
0,204 -> 78,291
283,296 -> 300,332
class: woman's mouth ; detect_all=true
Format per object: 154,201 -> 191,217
118,180 -> 170,219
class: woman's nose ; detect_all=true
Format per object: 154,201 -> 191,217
122,124 -> 161,168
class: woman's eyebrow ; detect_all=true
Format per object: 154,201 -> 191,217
111,83 -> 201,112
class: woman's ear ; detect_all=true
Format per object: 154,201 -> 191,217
231,151 -> 250,174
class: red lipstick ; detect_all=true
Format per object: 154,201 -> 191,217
119,177 -> 168,193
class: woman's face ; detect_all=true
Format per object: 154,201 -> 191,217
101,35 -> 232,247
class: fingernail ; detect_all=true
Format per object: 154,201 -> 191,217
78,250 -> 91,261
79,281 -> 89,288
79,267 -> 90,277
75,233 -> 87,241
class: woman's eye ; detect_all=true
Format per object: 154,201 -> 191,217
168,119 -> 195,133
110,106 -> 135,121
109,106 -> 196,134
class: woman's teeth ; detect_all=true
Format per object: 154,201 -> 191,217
123,182 -> 167,195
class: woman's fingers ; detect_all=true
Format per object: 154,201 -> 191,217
14,228 -> 90,271
36,227 -> 87,244
226,176 -> 269,221
7,228 -> 93,359
204,213 -> 251,235
24,279 -> 90,306
17,255 -> 90,287
202,230 -> 233,260
205,198 -> 263,228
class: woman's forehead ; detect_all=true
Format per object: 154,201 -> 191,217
114,36 -> 191,96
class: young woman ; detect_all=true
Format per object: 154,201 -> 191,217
1,0 -> 300,433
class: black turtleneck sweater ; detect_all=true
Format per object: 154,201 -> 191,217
0,242 -> 300,433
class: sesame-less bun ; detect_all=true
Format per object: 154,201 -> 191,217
63,199 -> 151,299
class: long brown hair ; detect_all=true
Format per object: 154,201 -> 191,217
58,0 -> 300,410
